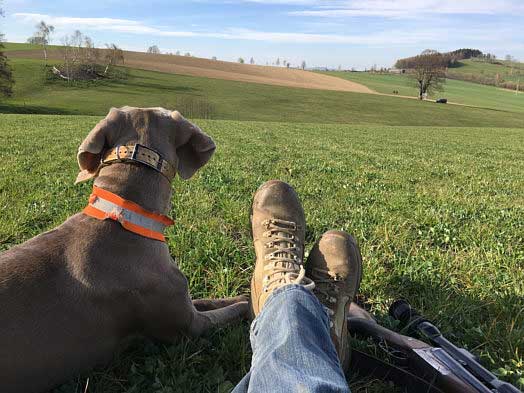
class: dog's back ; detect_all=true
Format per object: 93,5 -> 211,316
0,214 -> 122,392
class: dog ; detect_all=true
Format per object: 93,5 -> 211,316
0,107 -> 249,392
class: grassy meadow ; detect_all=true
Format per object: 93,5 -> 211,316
449,58 -> 524,83
0,114 -> 523,392
323,70 -> 524,113
2,58 -> 524,128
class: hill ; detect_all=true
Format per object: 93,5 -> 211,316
2,58 -> 524,128
3,43 -> 372,93
394,48 -> 522,90
323,71 -> 524,114
447,58 -> 523,87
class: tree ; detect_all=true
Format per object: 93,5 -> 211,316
27,36 -> 46,45
276,58 -> 280,66
176,50 -> 181,56
249,57 -> 255,65
238,57 -> 244,64
104,43 -> 124,74
55,30 -> 99,81
301,60 -> 306,70
83,35 -> 100,75
408,53 -> 447,99
184,52 -> 191,57
0,40 -> 14,99
212,56 -> 217,61
420,49 -> 439,56
147,45 -> 160,54
31,21 -> 55,64
0,2 -> 14,97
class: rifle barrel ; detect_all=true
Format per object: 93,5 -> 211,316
389,300 -> 523,393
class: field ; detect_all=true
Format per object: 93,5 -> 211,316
2,43 -> 524,392
1,114 -> 523,392
322,71 -> 524,113
4,44 -> 372,93
3,58 -> 524,128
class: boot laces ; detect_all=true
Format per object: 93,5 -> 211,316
310,268 -> 344,321
262,218 -> 314,293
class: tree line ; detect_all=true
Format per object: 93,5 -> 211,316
0,1 -> 14,98
395,48 -> 486,70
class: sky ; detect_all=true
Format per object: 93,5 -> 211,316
1,0 -> 523,69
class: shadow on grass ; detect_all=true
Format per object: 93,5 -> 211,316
0,103 -> 79,115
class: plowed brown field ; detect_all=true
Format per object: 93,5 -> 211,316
7,49 -> 374,93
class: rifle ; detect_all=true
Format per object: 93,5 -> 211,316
347,300 -> 522,393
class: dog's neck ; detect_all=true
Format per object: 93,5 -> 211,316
94,163 -> 172,215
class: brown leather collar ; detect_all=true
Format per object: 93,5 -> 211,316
101,144 -> 176,181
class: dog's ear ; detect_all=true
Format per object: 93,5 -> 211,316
171,111 -> 216,180
75,108 -> 121,184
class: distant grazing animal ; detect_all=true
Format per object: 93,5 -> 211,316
0,107 -> 248,393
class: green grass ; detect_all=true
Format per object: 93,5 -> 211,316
449,58 -> 524,83
2,42 -> 60,51
2,58 -> 524,128
322,71 -> 524,113
1,114 -> 523,392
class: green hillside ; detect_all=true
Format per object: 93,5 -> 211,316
2,58 -> 524,128
448,58 -> 524,84
2,42 -> 60,51
323,71 -> 524,114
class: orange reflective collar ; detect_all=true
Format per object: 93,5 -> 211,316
83,186 -> 174,242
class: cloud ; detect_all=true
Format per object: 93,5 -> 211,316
12,13 -> 444,44
290,0 -> 524,18
12,11 -> 519,48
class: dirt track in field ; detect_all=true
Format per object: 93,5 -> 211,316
7,49 -> 375,93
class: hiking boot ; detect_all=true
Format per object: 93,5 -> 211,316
250,180 -> 314,317
306,230 -> 363,370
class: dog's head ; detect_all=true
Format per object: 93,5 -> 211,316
75,107 -> 216,183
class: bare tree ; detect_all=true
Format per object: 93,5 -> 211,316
31,21 -> 55,64
83,35 -> 100,75
104,43 -> 124,74
52,33 -> 119,82
147,45 -> 160,54
276,58 -> 280,66
250,57 -> 255,65
408,52 -> 447,99
212,56 -> 217,61
176,50 -> 181,56
301,60 -> 306,70
505,54 -> 514,75
421,49 -> 439,55
184,52 -> 191,57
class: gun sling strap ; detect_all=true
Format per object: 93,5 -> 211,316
350,349 -> 445,393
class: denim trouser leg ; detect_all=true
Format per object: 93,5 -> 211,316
232,284 -> 350,393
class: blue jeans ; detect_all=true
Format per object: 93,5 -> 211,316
232,284 -> 351,393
